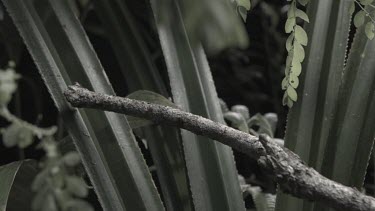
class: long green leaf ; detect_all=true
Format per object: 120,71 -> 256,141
91,1 -> 193,210
151,0 -> 245,210
2,0 -> 164,210
276,0 -> 352,210
0,160 -> 38,211
318,12 -> 375,211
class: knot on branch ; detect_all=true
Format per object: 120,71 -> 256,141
258,134 -> 307,182
64,83 -> 92,108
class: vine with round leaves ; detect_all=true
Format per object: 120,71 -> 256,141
352,0 -> 375,39
282,0 -> 309,108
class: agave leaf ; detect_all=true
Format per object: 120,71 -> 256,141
317,11 -> 375,211
0,160 -> 38,211
91,1 -> 194,209
2,0 -> 164,210
276,1 -> 352,211
151,0 -> 245,210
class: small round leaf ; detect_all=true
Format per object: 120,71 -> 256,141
285,18 -> 296,33
365,22 -> 375,40
287,86 -> 298,102
354,11 -> 366,28
294,25 -> 308,46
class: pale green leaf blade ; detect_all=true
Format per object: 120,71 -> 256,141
0,160 -> 38,211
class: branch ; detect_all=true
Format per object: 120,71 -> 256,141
64,84 -> 375,211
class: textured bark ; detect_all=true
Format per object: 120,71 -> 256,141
64,84 -> 375,211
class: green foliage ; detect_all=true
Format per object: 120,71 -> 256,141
352,0 -> 375,40
223,103 -> 277,138
32,138 -> 92,211
0,62 -> 57,148
239,169 -> 276,211
0,61 -> 19,107
247,114 -> 275,138
231,0 -> 251,22
276,1 -> 374,211
0,63 -> 92,211
2,123 -> 33,148
282,0 -> 310,108
156,0 -> 249,54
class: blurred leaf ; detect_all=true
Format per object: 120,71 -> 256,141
158,0 -> 249,54
62,151 -> 81,167
246,186 -> 276,211
236,0 -> 251,10
65,199 -> 94,211
224,111 -> 249,133
264,113 -> 278,134
247,113 -> 274,138
32,185 -> 49,210
231,105 -> 250,120
298,0 -> 309,6
0,160 -> 38,211
41,194 -> 58,211
238,6 -> 248,22
2,123 -> 33,148
65,176 -> 89,198
0,69 -> 20,106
